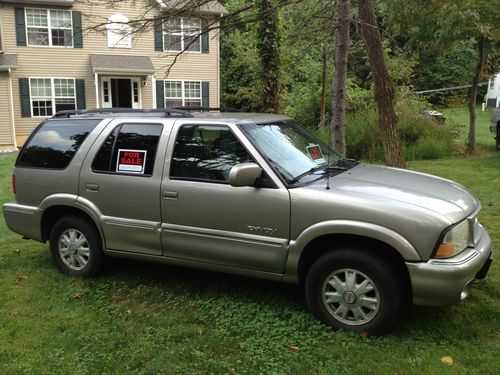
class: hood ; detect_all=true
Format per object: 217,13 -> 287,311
320,164 -> 478,223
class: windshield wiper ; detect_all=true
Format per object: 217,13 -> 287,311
290,164 -> 349,184
289,166 -> 325,184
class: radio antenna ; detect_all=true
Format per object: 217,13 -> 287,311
326,121 -> 332,190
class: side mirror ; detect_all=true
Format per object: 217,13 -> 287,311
229,163 -> 263,187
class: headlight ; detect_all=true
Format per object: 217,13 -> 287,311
435,220 -> 471,258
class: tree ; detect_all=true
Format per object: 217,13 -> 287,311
256,0 -> 282,112
330,0 -> 351,157
358,0 -> 405,167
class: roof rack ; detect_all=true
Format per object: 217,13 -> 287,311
171,106 -> 241,113
53,108 -> 194,118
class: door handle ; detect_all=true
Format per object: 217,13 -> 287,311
162,191 -> 178,200
85,183 -> 99,192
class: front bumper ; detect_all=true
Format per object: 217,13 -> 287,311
407,222 -> 493,306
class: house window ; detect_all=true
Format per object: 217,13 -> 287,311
165,80 -> 201,107
107,13 -> 132,48
26,8 -> 73,47
163,18 -> 201,52
30,78 -> 76,116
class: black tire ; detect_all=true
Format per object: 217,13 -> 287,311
496,126 -> 500,151
49,215 -> 104,277
305,248 -> 406,335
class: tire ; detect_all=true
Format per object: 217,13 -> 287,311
305,248 -> 406,335
49,215 -> 104,277
496,126 -> 500,151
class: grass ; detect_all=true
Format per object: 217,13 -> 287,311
0,108 -> 499,374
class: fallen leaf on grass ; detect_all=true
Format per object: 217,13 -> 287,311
441,356 -> 454,366
358,331 -> 369,338
70,292 -> 84,300
288,345 -> 300,352
13,249 -> 20,254
15,275 -> 28,283
127,309 -> 133,315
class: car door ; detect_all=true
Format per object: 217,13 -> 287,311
79,119 -> 171,255
160,121 -> 290,273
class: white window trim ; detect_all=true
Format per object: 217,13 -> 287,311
162,17 -> 201,53
164,80 -> 202,107
107,13 -> 132,49
25,8 -> 73,48
29,77 -> 76,117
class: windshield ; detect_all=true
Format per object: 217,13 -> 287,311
240,120 -> 341,183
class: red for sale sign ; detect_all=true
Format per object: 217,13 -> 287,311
116,149 -> 147,174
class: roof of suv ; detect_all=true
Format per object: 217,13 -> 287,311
52,108 -> 290,125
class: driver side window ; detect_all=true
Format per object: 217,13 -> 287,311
170,125 -> 253,182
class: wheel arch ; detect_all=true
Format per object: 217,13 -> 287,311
284,221 -> 419,286
41,205 -> 103,247
296,234 -> 411,286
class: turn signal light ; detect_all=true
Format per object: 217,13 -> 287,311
436,243 -> 455,258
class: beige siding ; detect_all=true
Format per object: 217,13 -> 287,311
1,0 -> 221,141
0,73 -> 14,145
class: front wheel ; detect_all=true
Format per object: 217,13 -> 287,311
49,215 -> 104,277
305,248 -> 406,334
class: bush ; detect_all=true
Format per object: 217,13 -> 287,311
342,98 -> 458,161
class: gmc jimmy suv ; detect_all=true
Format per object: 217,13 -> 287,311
3,108 -> 493,334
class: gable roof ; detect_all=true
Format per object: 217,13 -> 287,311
156,0 -> 228,15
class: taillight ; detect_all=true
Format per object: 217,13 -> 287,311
12,174 -> 16,195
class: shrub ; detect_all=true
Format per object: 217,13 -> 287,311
341,97 -> 458,161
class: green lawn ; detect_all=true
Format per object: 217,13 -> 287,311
0,109 -> 499,374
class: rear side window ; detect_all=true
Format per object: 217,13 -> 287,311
17,119 -> 99,169
92,123 -> 163,176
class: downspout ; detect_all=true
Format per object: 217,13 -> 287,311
217,15 -> 222,107
7,68 -> 17,149
94,73 -> 100,108
152,74 -> 156,109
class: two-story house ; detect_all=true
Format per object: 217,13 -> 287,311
0,0 -> 227,149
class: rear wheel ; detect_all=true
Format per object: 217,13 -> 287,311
496,126 -> 500,150
49,215 -> 104,277
305,248 -> 406,334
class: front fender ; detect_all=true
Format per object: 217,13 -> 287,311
282,220 -> 421,283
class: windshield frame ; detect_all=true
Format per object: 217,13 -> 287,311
238,120 -> 342,187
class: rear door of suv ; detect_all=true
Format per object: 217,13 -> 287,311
79,119 -> 172,255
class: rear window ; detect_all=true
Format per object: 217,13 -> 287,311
17,119 -> 99,169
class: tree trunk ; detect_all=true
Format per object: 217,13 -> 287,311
467,35 -> 485,155
358,0 -> 405,168
256,0 -> 281,113
330,0 -> 351,157
319,43 -> 328,129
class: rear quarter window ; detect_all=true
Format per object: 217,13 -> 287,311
17,119 -> 100,169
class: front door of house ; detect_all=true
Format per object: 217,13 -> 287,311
101,77 -> 141,109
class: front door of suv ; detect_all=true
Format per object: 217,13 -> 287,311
160,122 -> 290,273
79,120 -> 171,255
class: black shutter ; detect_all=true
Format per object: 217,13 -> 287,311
156,80 -> 165,108
72,11 -> 83,48
154,17 -> 163,52
201,19 -> 209,53
19,78 -> 31,117
15,8 -> 27,47
75,79 -> 86,110
202,81 -> 210,109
